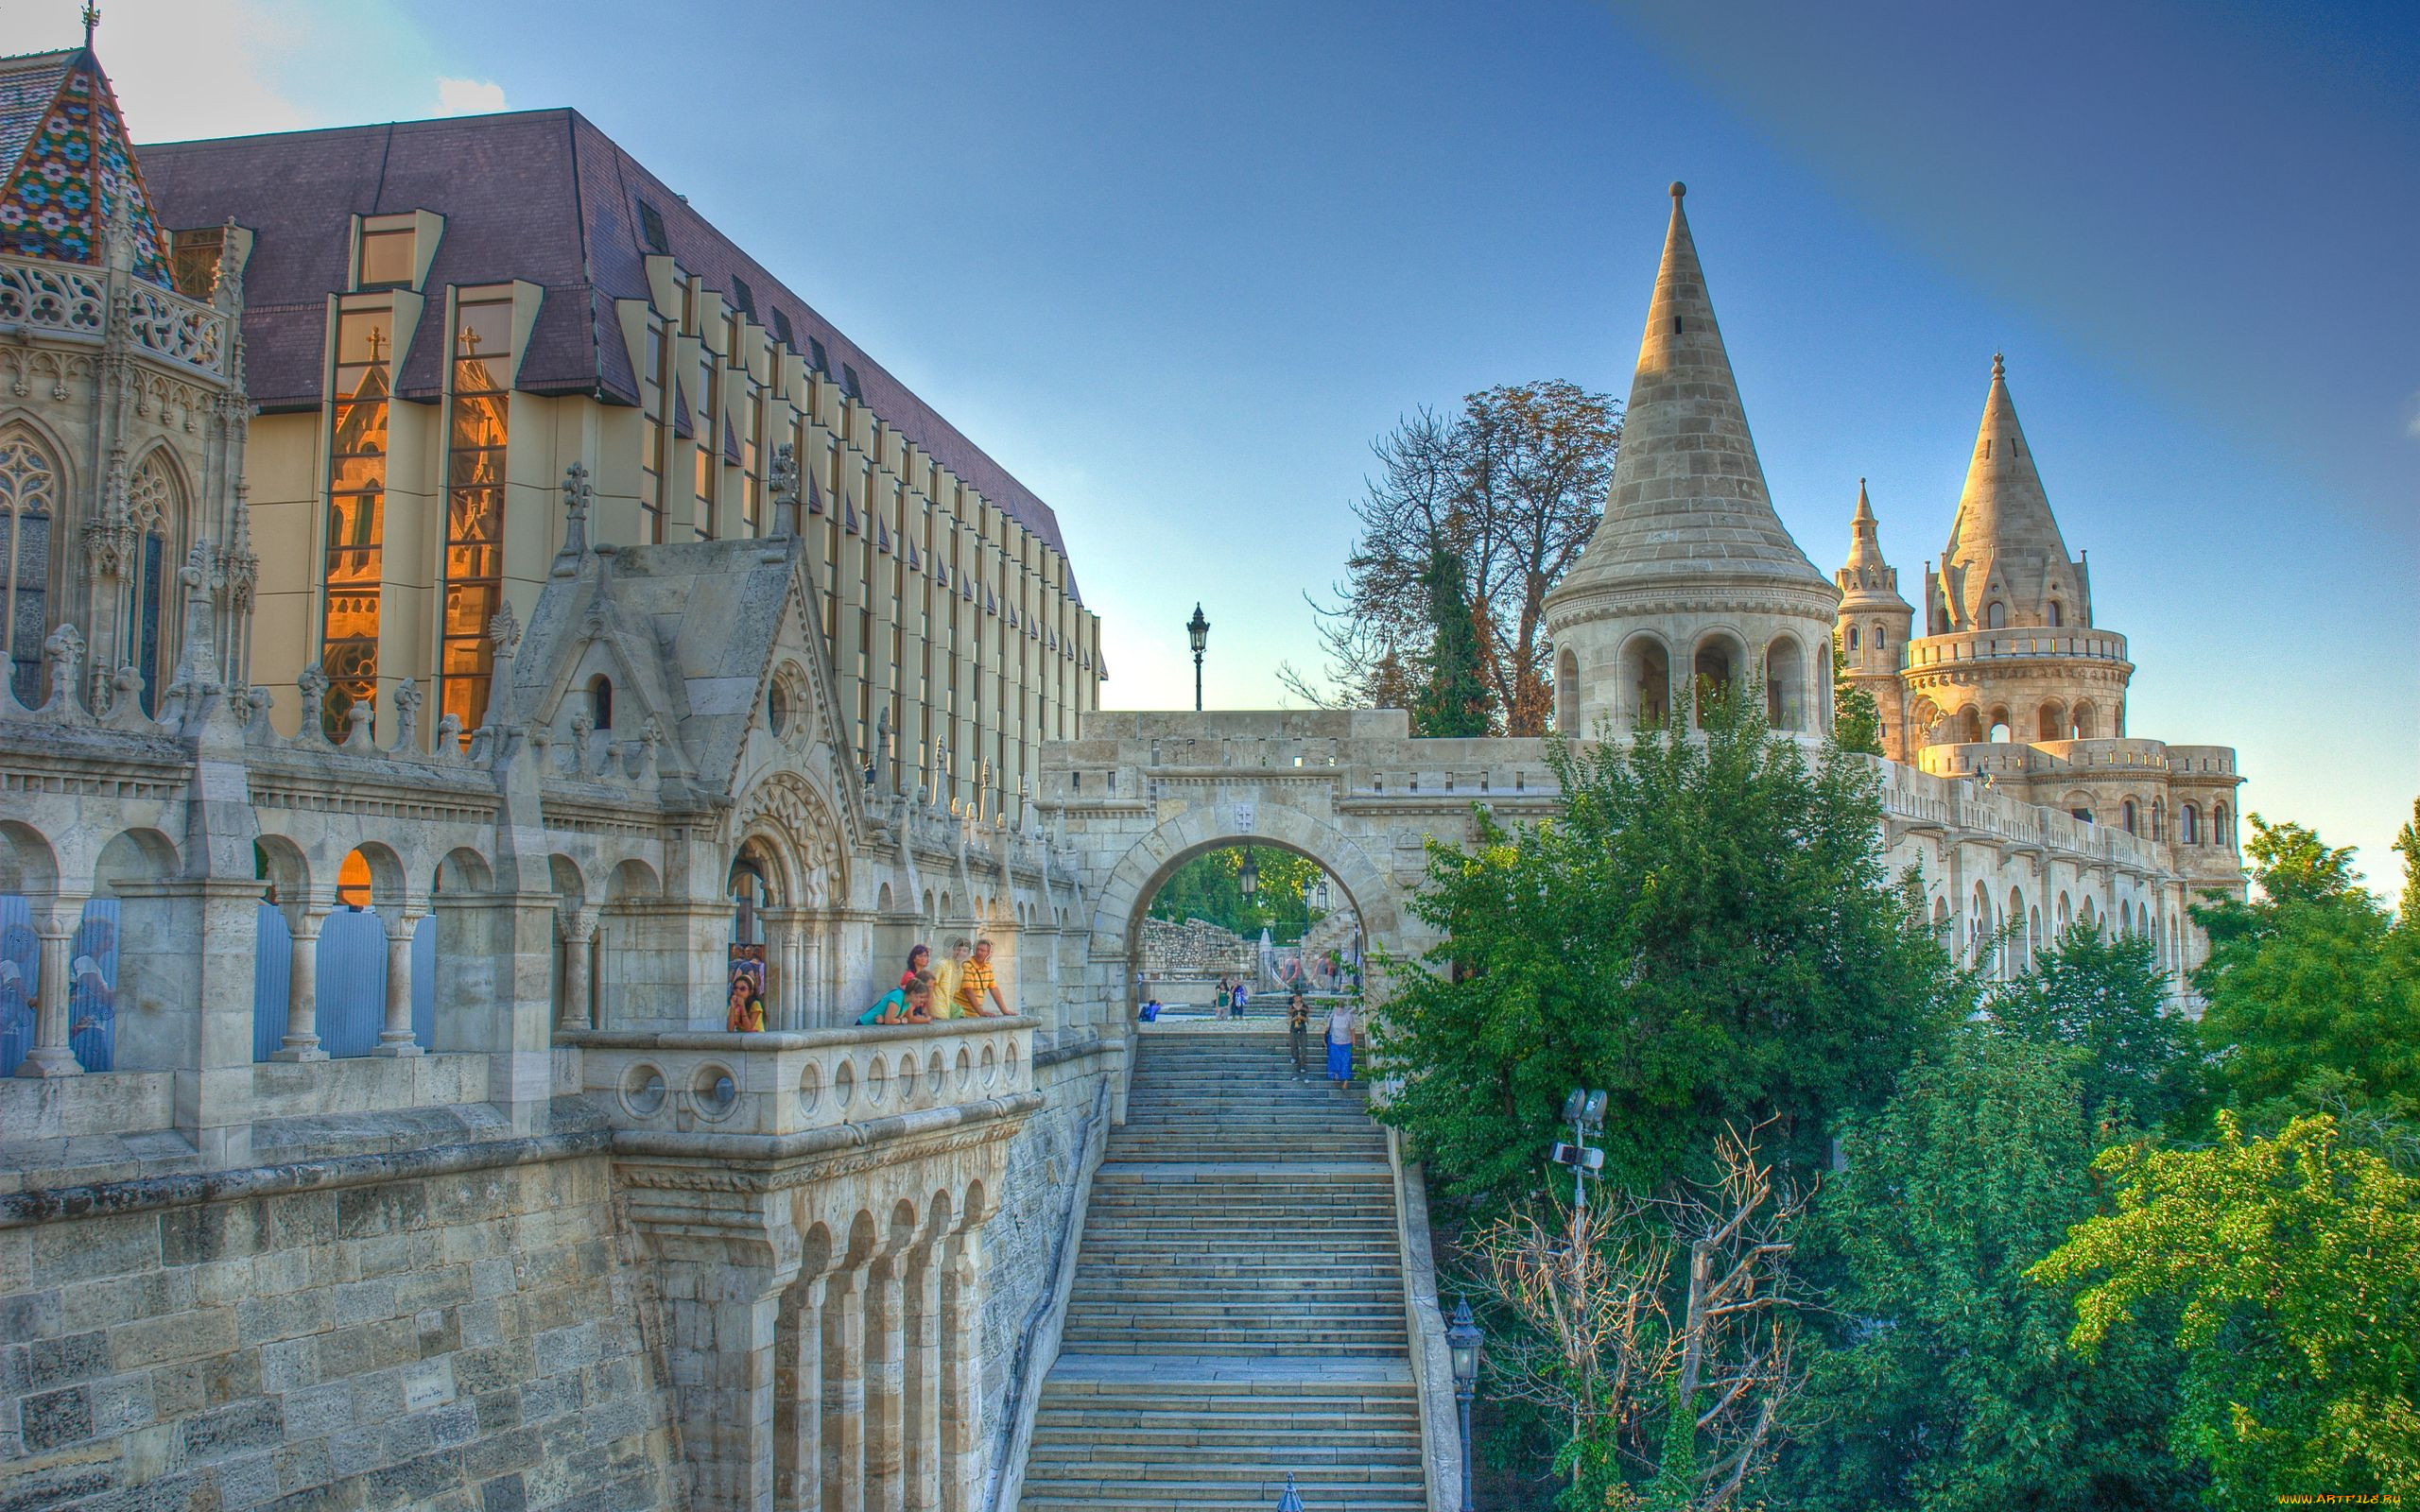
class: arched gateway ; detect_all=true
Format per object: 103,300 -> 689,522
1038,709 -> 1564,1016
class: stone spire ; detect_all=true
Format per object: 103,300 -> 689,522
1837,476 -> 1912,610
1932,353 -> 2090,632
1544,184 -> 1840,741
1547,182 -> 1832,607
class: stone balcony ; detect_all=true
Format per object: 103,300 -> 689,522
1904,626 -> 2132,671
0,249 -> 235,382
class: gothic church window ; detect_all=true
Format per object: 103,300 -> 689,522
0,429 -> 58,708
125,456 -> 182,716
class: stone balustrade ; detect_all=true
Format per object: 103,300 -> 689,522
564,1018 -> 1032,1140
0,250 -> 233,380
1903,626 -> 2133,669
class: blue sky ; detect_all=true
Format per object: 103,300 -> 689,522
82,0 -> 2418,888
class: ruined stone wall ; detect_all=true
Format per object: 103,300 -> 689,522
1136,917 -> 1253,981
0,1113 -> 681,1512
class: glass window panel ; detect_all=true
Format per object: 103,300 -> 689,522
358,230 -> 414,286
449,395 -> 509,450
337,310 -> 394,365
454,301 -> 513,363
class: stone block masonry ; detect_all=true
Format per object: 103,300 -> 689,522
0,1111 -> 681,1512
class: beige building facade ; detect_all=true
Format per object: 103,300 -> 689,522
139,110 -> 1104,829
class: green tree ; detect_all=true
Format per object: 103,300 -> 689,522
1145,847 -> 1328,942
2030,1112 -> 2420,1505
1413,543 -> 1493,736
1369,685 -> 1962,1207
1831,645 -> 1884,757
1787,1027 -> 2196,1512
1992,921 -> 2201,1133
2189,814 -> 2420,1125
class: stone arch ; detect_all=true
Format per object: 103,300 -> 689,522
1968,881 -> 1993,968
2007,885 -> 2028,974
1555,646 -> 1579,733
2037,700 -> 2065,742
0,818 -> 60,895
252,833 -> 311,909
1690,629 -> 1743,725
1987,707 -> 2013,743
1910,696 -> 1941,742
1089,805 -> 1403,961
1621,630 -> 1670,727
1958,706 -> 1985,745
1763,634 -> 1806,731
2071,701 -> 2097,739
2180,802 -> 2201,846
2055,891 -> 2072,935
91,828 -> 180,897
434,846 -> 494,895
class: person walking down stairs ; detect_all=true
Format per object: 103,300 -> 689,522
1325,997 -> 1358,1084
1016,1025 -> 1425,1510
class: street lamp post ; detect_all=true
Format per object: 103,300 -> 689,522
1186,603 -> 1210,712
1446,1296 -> 1485,1512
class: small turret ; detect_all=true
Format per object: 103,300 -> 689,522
1833,480 -> 1915,757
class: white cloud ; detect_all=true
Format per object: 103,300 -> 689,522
434,77 -> 508,116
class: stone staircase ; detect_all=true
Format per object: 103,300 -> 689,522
1017,1025 -> 1426,1511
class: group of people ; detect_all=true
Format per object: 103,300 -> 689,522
1212,976 -> 1251,1018
857,936 -> 1013,1026
1288,990 -> 1358,1083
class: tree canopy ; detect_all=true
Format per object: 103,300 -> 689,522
1369,687 -> 1960,1206
1283,380 -> 1620,733
1990,921 -> 2202,1134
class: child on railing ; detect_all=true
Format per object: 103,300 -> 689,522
857,972 -> 936,1026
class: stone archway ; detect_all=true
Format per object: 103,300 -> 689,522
1088,803 -> 1406,964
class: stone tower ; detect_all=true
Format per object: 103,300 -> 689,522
1906,356 -> 2133,747
1545,183 -> 1840,738
1833,479 -> 1914,757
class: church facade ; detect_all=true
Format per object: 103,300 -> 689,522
0,40 -> 2240,1512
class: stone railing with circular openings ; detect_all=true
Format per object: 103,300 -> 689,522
1904,627 -> 2132,669
564,1017 -> 1032,1139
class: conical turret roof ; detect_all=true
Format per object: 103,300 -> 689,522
1836,479 -> 1911,612
1937,354 -> 2088,629
1547,183 -> 1832,611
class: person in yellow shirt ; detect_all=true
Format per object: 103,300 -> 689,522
931,938 -> 971,1020
956,937 -> 1011,1017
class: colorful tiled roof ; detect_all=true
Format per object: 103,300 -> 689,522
0,47 -> 175,286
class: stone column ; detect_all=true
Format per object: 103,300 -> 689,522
939,1229 -> 983,1512
372,909 -> 424,1056
12,905 -> 81,1077
271,905 -> 328,1061
762,908 -> 798,1031
904,1242 -> 942,1512
865,1254 -> 907,1512
823,1271 -> 867,1512
559,905 -> 598,1033
775,1274 -> 827,1512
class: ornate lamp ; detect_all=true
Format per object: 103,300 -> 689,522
1237,848 -> 1260,901
1446,1297 -> 1484,1511
1187,604 -> 1209,711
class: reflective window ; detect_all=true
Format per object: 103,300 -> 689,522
441,299 -> 513,741
320,307 -> 394,738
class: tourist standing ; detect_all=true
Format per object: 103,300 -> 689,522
901,944 -> 931,990
958,937 -> 1011,1017
1325,997 -> 1357,1084
934,938 -> 971,1020
1287,992 -> 1310,1076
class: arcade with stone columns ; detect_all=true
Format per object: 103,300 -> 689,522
0,39 -> 2241,1512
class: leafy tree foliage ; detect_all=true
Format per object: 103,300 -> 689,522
1414,543 -> 1494,737
1787,1027 -> 2197,1512
2189,815 -> 2420,1124
1369,688 -> 1960,1207
2031,1113 -> 2420,1504
1145,847 -> 1331,942
1282,381 -> 1621,733
1991,922 -> 2202,1133
1831,645 -> 1885,757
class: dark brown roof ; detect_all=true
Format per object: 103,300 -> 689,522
139,108 -> 1076,583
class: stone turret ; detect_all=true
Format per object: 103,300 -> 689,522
1833,479 -> 1914,757
1545,183 -> 1840,738
1927,353 -> 2092,635
1903,355 -> 2133,750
